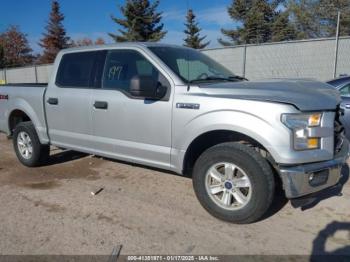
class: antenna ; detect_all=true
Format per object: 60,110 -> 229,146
186,0 -> 190,91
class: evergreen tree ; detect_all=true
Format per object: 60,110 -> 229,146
183,9 -> 210,49
109,0 -> 166,42
0,26 -> 34,68
219,0 -> 275,45
219,0 -> 295,45
316,0 -> 350,36
271,11 -> 297,41
39,0 -> 70,63
287,0 -> 325,39
288,0 -> 350,39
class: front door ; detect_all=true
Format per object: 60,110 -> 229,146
91,49 -> 173,169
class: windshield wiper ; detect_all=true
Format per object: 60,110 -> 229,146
228,75 -> 248,81
189,75 -> 248,83
190,76 -> 235,83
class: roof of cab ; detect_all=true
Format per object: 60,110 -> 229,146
59,42 -> 188,54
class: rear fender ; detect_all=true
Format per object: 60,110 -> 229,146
7,98 -> 49,144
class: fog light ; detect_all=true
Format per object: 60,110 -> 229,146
309,173 -> 314,181
308,170 -> 329,187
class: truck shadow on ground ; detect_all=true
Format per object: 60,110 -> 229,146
260,187 -> 289,221
311,221 -> 350,262
45,149 -> 181,176
43,149 -> 88,166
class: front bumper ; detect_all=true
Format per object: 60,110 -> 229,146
279,139 -> 349,198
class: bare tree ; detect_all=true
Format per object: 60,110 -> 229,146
95,37 -> 105,45
0,25 -> 34,68
71,37 -> 106,47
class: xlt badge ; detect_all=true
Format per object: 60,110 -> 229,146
0,94 -> 8,100
176,103 -> 200,110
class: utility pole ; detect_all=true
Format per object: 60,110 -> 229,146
333,11 -> 341,78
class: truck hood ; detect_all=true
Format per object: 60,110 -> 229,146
197,79 -> 341,111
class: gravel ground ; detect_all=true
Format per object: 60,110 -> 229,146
0,134 -> 349,256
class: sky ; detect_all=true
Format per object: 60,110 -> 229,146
0,0 -> 237,53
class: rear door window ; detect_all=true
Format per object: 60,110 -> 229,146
56,51 -> 99,88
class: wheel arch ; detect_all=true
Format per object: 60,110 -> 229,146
182,129 -> 276,177
7,102 -> 49,144
8,109 -> 32,134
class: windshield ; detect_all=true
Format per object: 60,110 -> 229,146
149,46 -> 240,83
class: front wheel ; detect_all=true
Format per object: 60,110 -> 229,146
192,142 -> 275,224
13,122 -> 50,167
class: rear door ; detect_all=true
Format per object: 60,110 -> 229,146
45,51 -> 105,150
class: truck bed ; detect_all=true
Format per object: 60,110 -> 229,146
0,84 -> 48,142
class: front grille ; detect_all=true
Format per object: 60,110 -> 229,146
334,106 -> 345,153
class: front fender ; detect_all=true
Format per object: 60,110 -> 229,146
171,109 -> 291,172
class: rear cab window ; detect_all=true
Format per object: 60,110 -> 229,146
56,51 -> 106,88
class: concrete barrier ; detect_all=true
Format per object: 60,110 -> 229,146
1,37 -> 349,84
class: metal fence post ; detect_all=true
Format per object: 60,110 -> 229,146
333,11 -> 341,78
34,65 -> 38,83
242,45 -> 247,78
4,68 -> 7,84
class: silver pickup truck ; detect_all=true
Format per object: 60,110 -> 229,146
0,43 -> 348,224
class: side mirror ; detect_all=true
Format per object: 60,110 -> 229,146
130,75 -> 167,100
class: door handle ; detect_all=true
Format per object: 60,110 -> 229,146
47,97 -> 58,105
94,101 -> 108,109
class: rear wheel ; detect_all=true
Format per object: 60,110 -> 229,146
13,122 -> 49,167
192,142 -> 275,224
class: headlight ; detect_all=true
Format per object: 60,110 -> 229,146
281,113 -> 322,150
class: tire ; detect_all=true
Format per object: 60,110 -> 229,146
13,121 -> 50,167
192,142 -> 275,224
